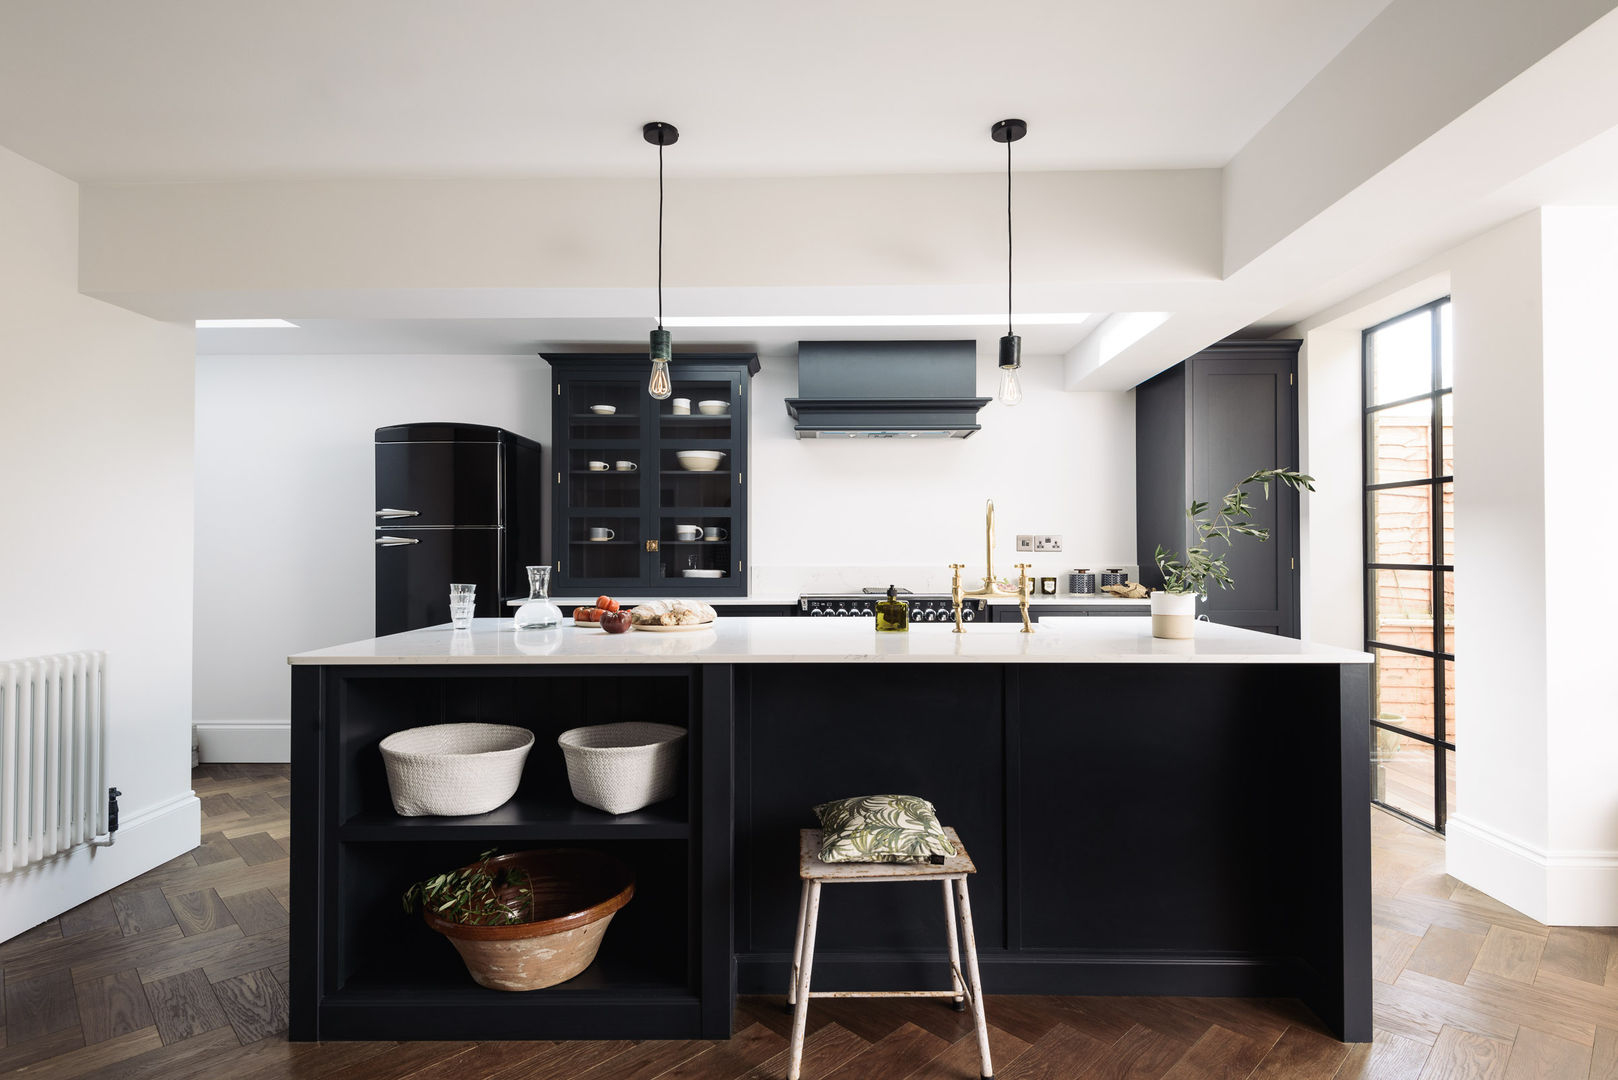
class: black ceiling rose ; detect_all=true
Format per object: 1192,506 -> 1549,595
643,122 -> 679,147
991,118 -> 1027,144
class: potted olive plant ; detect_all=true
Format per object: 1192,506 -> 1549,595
1151,468 -> 1315,639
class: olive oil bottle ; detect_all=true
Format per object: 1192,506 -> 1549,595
874,584 -> 910,633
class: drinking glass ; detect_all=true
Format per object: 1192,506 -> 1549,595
449,583 -> 476,630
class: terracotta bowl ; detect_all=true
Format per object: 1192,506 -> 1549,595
422,849 -> 635,991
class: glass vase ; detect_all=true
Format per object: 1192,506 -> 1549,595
513,566 -> 563,630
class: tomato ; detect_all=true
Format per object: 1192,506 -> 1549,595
574,607 -> 603,623
600,610 -> 632,634
596,595 -> 619,613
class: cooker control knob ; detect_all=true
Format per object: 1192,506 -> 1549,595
810,608 -> 825,616
963,607 -> 977,621
835,608 -> 849,616
860,607 -> 874,617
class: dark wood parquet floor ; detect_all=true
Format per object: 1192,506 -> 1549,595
2,765 -> 1616,1079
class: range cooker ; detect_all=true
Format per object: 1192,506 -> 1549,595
798,587 -> 986,621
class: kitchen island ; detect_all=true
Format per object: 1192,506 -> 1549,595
289,618 -> 1372,1043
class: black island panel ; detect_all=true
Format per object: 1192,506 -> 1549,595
292,656 -> 1371,1043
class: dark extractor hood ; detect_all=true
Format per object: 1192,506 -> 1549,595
784,340 -> 992,438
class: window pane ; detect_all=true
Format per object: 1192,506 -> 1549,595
1440,393 -> 1453,477
1372,644 -> 1437,738
1371,486 -> 1432,564
1371,570 -> 1436,653
1369,399 -> 1433,483
1445,747 -> 1456,824
1369,308 -> 1434,404
1440,481 -> 1454,567
1373,727 -> 1436,825
1439,302 -> 1453,388
1443,659 -> 1456,744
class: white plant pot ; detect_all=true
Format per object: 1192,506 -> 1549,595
1150,591 -> 1199,640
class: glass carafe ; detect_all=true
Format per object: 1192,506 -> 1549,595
513,565 -> 563,630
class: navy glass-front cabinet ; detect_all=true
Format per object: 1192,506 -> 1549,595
543,353 -> 759,598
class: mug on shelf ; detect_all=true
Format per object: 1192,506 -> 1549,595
588,460 -> 609,472
674,524 -> 702,541
703,526 -> 729,542
614,460 -> 637,472
671,397 -> 691,415
588,527 -> 616,541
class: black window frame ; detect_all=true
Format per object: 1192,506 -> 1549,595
1362,297 -> 1453,833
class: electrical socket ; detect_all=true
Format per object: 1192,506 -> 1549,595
1016,534 -> 1063,552
1016,534 -> 1033,551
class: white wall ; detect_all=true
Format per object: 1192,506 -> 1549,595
750,351 -> 1136,585
1294,327 -> 1364,651
1538,207 -> 1618,920
193,350 -> 1134,754
1286,209 -> 1618,924
192,354 -> 551,760
0,143 -> 198,940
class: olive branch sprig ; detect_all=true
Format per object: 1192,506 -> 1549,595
402,849 -> 534,926
1154,468 -> 1315,600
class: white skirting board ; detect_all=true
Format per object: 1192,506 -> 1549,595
0,792 -> 201,943
196,721 -> 290,763
1447,814 -> 1618,926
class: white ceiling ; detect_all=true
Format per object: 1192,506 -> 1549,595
0,0 -> 1392,182
193,315 -> 1108,359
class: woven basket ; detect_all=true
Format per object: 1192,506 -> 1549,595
379,723 -> 534,817
557,722 -> 686,815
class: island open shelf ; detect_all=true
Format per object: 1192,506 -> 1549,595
291,661 -> 735,1040
291,619 -> 1373,1043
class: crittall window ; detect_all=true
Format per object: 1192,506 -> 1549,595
1364,299 -> 1454,832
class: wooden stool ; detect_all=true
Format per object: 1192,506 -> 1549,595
787,827 -> 993,1080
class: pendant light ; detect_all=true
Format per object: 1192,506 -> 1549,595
992,118 -> 1027,406
644,121 -> 679,400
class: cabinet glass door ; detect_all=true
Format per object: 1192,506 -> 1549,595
561,377 -> 647,588
656,374 -> 740,587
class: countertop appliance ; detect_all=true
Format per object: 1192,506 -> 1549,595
374,422 -> 544,636
799,587 -> 987,622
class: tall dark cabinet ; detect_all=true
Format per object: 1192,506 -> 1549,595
1135,340 -> 1301,637
542,354 -> 759,598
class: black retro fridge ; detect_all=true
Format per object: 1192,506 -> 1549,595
374,423 -> 544,635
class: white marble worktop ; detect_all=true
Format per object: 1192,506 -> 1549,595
289,617 -> 1372,666
510,595 -> 1150,609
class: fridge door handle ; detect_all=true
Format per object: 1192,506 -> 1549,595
375,536 -> 420,546
376,508 -> 420,519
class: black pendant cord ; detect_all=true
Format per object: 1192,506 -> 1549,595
657,140 -> 665,331
1006,134 -> 1013,337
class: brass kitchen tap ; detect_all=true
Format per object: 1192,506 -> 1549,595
1015,563 -> 1034,633
949,563 -> 967,633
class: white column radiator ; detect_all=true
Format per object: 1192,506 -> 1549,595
1,651 -> 113,873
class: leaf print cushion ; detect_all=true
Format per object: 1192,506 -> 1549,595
812,794 -> 957,864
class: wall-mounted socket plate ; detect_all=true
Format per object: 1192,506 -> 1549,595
1015,534 -> 1063,552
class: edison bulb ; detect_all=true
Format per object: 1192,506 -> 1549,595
997,366 -> 1023,406
648,359 -> 672,400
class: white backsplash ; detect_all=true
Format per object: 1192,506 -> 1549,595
752,562 -> 1140,596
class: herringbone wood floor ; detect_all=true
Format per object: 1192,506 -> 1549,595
2,765 -> 1616,1078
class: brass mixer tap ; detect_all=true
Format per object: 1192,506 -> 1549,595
1014,563 -> 1034,633
949,563 -> 967,633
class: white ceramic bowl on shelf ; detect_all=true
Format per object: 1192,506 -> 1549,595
696,400 -> 729,416
675,450 -> 725,472
588,404 -> 617,415
682,569 -> 725,578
